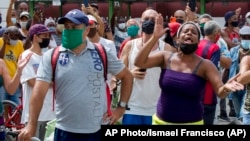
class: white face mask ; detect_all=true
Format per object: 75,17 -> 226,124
247,18 -> 250,23
20,21 -> 28,29
9,39 -> 18,46
118,23 -> 126,30
11,18 -> 17,24
56,24 -> 64,33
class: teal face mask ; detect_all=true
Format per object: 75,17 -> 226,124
241,40 -> 250,50
127,25 -> 139,37
62,28 -> 85,50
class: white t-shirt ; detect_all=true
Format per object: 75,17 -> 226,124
20,49 -> 55,123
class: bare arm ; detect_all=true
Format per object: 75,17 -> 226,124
27,78 -> 36,88
204,60 -> 244,99
6,0 -> 15,27
236,56 -> 250,84
120,40 -> 132,67
220,55 -> 232,69
0,35 -> 8,59
109,67 -> 133,125
2,53 -> 32,95
82,4 -> 105,37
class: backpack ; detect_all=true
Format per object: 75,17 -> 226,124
51,43 -> 112,116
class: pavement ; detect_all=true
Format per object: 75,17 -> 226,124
213,97 -> 242,125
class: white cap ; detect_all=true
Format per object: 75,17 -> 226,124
20,11 -> 30,19
245,12 -> 250,18
44,17 -> 55,27
239,26 -> 250,35
87,14 -> 97,24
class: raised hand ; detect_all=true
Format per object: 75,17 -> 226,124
17,52 -> 32,71
154,14 -> 168,39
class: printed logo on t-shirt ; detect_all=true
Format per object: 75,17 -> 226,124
58,53 -> 69,66
32,64 -> 39,74
90,50 -> 103,72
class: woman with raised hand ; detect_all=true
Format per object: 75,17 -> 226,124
134,13 -> 244,125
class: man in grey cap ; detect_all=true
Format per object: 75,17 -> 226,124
18,9 -> 133,141
228,25 -> 250,124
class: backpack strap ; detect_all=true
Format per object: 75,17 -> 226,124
51,46 -> 60,111
94,43 -> 112,116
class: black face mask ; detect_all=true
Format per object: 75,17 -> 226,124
179,43 -> 198,54
141,20 -> 155,34
39,38 -> 50,48
231,21 -> 239,27
88,28 -> 97,38
176,19 -> 184,24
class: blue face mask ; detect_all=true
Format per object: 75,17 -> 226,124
241,40 -> 250,50
48,27 -> 56,32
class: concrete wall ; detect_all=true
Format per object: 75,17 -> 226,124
0,0 -> 11,27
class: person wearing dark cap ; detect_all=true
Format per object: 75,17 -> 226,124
221,10 -> 241,50
20,24 -> 55,141
88,3 -> 114,41
18,9 -> 133,141
221,10 -> 241,118
227,25 -> 250,124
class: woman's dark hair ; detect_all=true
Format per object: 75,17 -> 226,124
163,22 -> 174,46
26,19 -> 32,31
177,21 -> 201,40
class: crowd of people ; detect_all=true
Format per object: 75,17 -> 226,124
0,0 -> 249,141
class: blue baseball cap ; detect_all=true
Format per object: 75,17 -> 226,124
224,11 -> 236,26
58,9 -> 89,26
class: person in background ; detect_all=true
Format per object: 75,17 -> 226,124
134,14 -> 244,125
53,20 -> 63,46
237,55 -> 250,125
198,13 -> 232,122
167,22 -> 181,47
228,25 -> 250,122
221,10 -> 241,50
89,3 -> 114,41
119,9 -> 175,125
18,11 -> 30,42
221,10 -> 242,118
118,18 -> 140,58
18,9 -> 133,141
196,20 -> 221,125
112,9 -> 129,56
245,12 -> 250,26
0,46 -> 31,141
44,17 -> 57,49
20,24 -> 55,141
16,1 -> 29,16
173,10 -> 186,24
6,0 -> 29,28
0,26 -> 24,122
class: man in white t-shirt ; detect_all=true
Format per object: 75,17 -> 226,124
20,24 -> 55,141
86,14 -> 117,93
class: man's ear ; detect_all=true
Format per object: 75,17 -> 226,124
84,26 -> 90,36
